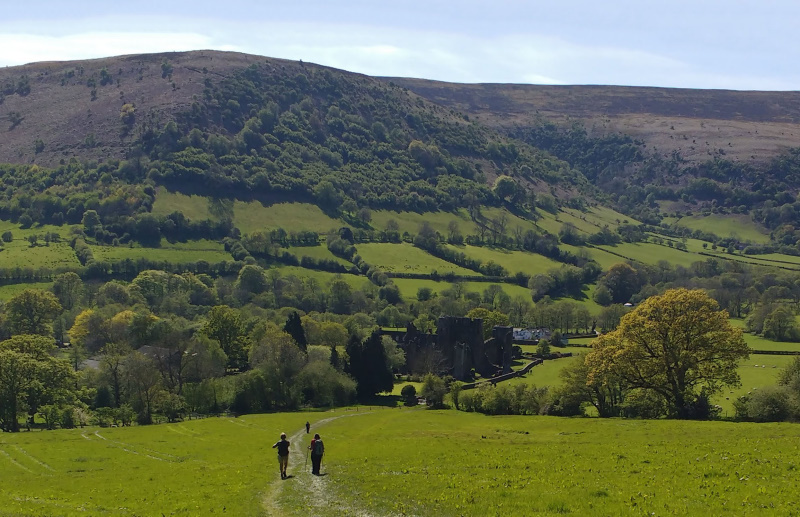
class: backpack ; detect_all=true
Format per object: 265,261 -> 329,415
276,440 -> 290,456
313,439 -> 324,455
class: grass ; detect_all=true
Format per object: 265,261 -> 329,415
293,410 -> 800,516
675,214 -> 771,244
161,238 -> 226,251
370,209 -> 476,236
0,240 -> 81,270
0,220 -> 79,240
390,278 -> 532,302
151,188 -> 215,221
0,282 -> 54,301
273,266 -> 368,290
355,242 -> 478,276
89,244 -> 232,264
446,244 -> 563,274
506,355 -> 583,388
559,243 -> 625,270
7,410 -> 800,516
596,241 -> 703,268
390,381 -> 423,396
0,412 -> 333,516
286,245 -> 352,266
233,201 -> 341,235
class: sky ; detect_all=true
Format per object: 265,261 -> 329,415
1,1 -> 798,90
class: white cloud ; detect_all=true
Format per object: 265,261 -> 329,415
0,16 -> 797,91
0,32 -> 239,66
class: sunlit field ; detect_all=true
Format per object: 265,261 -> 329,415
5,410 -> 800,516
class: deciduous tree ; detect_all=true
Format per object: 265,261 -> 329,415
6,289 -> 62,336
0,335 -> 74,431
587,288 -> 748,419
202,306 -> 249,370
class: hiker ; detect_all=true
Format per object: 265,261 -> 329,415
308,433 -> 324,475
305,421 -> 310,434
272,432 -> 290,479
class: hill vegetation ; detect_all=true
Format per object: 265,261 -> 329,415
3,51 -> 800,435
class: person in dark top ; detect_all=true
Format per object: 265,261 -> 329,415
272,432 -> 290,479
308,433 -> 324,475
305,421 -> 310,434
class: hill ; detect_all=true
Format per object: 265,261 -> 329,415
385,79 -> 800,166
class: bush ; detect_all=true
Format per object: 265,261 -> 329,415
741,387 -> 793,422
420,374 -> 447,408
619,389 -> 668,419
401,384 -> 417,406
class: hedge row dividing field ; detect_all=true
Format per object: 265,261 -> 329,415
3,410 -> 800,516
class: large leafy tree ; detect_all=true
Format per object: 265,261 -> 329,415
51,272 -> 84,311
587,288 -> 749,419
598,263 -> 644,305
0,335 -> 75,432
6,289 -> 62,336
558,354 -> 628,418
201,306 -> 249,370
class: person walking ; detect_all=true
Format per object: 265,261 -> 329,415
272,432 -> 291,479
308,433 -> 324,475
305,421 -> 310,434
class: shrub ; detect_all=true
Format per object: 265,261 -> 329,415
743,387 -> 793,422
401,384 -> 417,406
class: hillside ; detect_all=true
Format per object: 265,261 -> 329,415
385,79 -> 800,166
5,51 -> 800,449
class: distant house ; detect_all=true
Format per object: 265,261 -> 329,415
513,327 -> 552,342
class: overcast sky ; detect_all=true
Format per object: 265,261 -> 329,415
1,1 -> 798,90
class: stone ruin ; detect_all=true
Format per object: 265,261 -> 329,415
387,316 -> 514,381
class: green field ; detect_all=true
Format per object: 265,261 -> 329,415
0,220 -> 78,241
273,266 -> 369,290
370,209 -> 476,236
480,207 -> 541,236
89,244 -> 232,264
233,201 -> 341,235
675,214 -> 771,244
0,282 -> 54,301
286,246 -> 352,267
390,278 -> 532,302
0,240 -> 81,270
597,241 -> 702,268
559,243 -> 626,270
447,244 -> 563,275
151,188 -> 216,221
506,355 -> 583,389
6,410 -> 800,516
583,205 -> 641,227
356,242 -> 479,276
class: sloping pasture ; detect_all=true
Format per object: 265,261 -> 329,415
6,410 -> 800,516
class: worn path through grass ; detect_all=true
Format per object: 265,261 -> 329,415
268,408 -> 408,517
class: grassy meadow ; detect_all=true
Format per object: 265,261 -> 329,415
5,410 -> 800,516
151,188 -> 217,222
0,239 -> 81,270
356,243 -> 478,276
446,244 -> 563,274
0,282 -> 54,301
89,244 -> 232,264
674,214 -> 771,244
